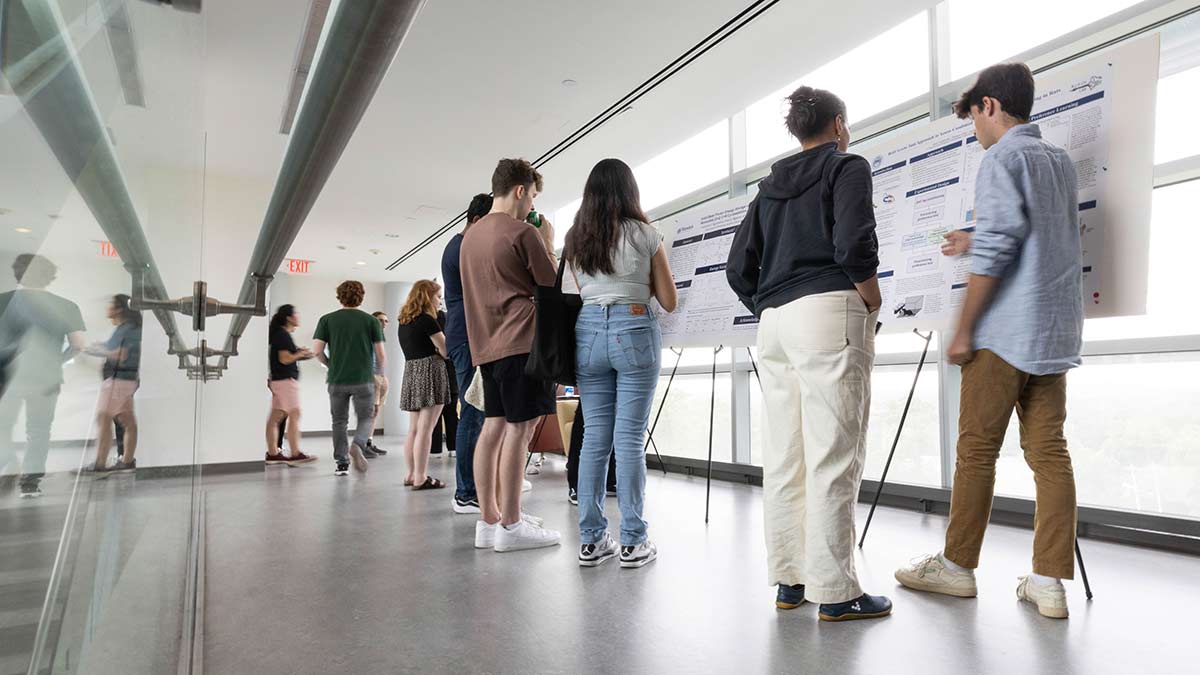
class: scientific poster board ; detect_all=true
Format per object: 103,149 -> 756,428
654,35 -> 1158,345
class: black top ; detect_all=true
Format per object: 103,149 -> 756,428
440,233 -> 469,353
102,321 -> 142,381
397,313 -> 441,361
269,326 -> 300,380
726,142 -> 879,317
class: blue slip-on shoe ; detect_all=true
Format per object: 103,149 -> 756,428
776,584 -> 806,610
818,593 -> 892,622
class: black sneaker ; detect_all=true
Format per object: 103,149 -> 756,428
568,488 -> 578,505
776,583 -> 806,610
361,445 -> 380,459
452,496 -> 481,514
368,441 -> 387,456
109,459 -> 136,474
334,463 -> 350,476
818,593 -> 893,622
606,486 -> 618,497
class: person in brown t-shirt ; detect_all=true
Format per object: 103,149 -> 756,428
459,158 -> 561,552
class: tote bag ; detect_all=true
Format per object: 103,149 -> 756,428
525,258 -> 582,385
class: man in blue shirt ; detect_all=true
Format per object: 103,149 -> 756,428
441,194 -> 492,513
896,63 -> 1082,620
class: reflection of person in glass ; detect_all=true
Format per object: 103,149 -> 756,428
0,254 -> 86,498
89,294 -> 142,473
265,304 -> 316,466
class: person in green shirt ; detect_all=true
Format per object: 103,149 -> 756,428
312,280 -> 386,476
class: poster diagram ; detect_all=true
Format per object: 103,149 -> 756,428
656,197 -> 757,347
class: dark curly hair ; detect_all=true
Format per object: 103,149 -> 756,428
336,280 -> 365,308
784,85 -> 847,142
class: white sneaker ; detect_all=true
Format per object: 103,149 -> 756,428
452,497 -> 481,514
348,443 -> 369,473
579,533 -> 618,567
494,520 -> 561,552
894,553 -> 978,598
474,520 -> 497,549
522,479 -> 532,493
1016,576 -> 1069,619
619,540 -> 657,568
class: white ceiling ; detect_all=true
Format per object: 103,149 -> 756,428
1,0 -> 938,291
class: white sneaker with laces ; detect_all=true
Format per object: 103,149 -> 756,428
1016,576 -> 1069,619
579,533 -> 618,567
620,540 -> 658,568
894,553 -> 978,597
474,520 -> 497,549
494,520 -> 561,552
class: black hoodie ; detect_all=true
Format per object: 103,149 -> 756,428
726,142 -> 879,317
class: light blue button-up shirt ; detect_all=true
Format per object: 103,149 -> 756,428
970,123 -> 1082,376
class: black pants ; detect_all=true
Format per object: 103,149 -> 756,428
567,404 -> 615,492
429,402 -> 459,454
276,417 -> 286,450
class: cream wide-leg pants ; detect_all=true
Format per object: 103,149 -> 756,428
758,289 -> 876,604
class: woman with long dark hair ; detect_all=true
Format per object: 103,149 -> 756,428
396,279 -> 450,490
266,304 -> 316,466
90,294 -> 143,473
566,158 -> 677,569
726,86 -> 888,621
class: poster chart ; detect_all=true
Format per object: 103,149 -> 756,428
655,197 -> 757,348
869,61 -> 1113,330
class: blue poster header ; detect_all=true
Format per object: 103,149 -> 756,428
905,176 -> 960,199
910,140 -> 962,164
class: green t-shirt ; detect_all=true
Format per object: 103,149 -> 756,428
312,308 -> 384,385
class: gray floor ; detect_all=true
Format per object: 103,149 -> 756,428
200,437 -> 1200,674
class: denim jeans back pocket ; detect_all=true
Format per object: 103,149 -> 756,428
576,327 -> 600,371
617,325 -> 658,370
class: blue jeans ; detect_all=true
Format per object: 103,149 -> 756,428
328,382 -> 374,464
449,342 -> 482,500
575,304 -> 662,546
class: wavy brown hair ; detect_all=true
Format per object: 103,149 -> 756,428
336,280 -> 365,307
398,279 -> 440,324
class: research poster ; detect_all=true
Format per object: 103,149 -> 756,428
869,62 -> 1113,329
655,196 -> 757,347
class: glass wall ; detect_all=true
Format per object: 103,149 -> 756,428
628,0 -> 1200,532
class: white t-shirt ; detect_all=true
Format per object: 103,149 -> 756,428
569,219 -> 663,306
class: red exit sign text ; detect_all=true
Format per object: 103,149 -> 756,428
284,258 -> 312,274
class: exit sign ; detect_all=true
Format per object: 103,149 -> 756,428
98,241 -> 119,258
284,258 -> 312,275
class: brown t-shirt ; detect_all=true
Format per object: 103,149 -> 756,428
460,212 -> 557,366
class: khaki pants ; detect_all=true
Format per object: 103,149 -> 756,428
944,349 -> 1076,579
758,290 -> 876,604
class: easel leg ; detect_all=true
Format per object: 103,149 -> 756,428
643,348 -> 683,476
705,346 -> 722,524
859,329 -> 934,549
1075,534 -> 1094,600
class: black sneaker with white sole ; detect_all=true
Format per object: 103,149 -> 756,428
334,463 -> 350,476
579,534 -> 618,567
452,496 -> 481,514
620,540 -> 657,568
568,488 -> 578,505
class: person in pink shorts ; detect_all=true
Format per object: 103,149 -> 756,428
266,304 -> 317,466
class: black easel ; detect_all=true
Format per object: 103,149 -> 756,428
854,329 -> 1094,600
642,348 -> 684,477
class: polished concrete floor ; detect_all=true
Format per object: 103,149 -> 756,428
201,437 -> 1200,675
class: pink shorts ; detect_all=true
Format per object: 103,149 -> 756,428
99,378 -> 138,417
269,378 -> 301,412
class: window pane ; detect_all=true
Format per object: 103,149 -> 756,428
552,197 -> 581,250
650,372 -> 732,463
946,0 -> 1140,82
636,119 -> 729,212
1154,65 -> 1200,164
749,363 -> 941,488
1082,181 -> 1200,340
993,352 -> 1200,519
745,13 -> 929,166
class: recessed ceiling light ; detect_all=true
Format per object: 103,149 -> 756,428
14,227 -> 32,233
336,245 -> 347,251
369,248 -> 381,255
561,79 -> 577,87
355,261 -> 367,266
384,233 -> 400,238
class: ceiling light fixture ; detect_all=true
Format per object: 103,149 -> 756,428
385,233 -> 400,238
336,245 -> 347,250
561,78 -> 577,87
355,261 -> 367,266
15,227 -> 32,234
